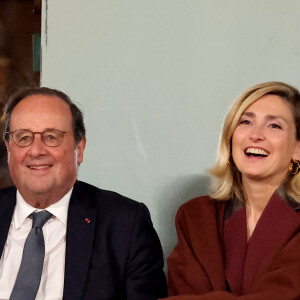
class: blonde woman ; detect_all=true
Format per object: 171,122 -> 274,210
166,82 -> 300,299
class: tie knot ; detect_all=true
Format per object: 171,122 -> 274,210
31,211 -> 52,228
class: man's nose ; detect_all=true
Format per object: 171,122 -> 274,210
27,134 -> 47,156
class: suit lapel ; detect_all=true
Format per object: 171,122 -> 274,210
243,193 -> 300,294
189,197 -> 226,290
63,181 -> 97,300
223,206 -> 247,295
0,187 -> 16,257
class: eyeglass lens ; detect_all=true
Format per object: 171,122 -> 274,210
12,129 -> 64,147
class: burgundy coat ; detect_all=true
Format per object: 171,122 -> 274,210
165,195 -> 300,300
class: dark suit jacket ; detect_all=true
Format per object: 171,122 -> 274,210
165,195 -> 300,300
0,180 -> 167,300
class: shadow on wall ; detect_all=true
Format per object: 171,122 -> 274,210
158,174 -> 211,267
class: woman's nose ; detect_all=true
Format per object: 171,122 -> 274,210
249,124 -> 265,141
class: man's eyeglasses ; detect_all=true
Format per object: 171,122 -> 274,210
6,129 -> 73,147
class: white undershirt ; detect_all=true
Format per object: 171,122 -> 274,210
0,189 -> 72,300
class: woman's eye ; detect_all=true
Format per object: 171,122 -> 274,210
240,119 -> 251,125
269,123 -> 282,129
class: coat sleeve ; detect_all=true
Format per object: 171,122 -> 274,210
125,203 -> 167,300
165,203 -> 300,300
167,206 -> 224,296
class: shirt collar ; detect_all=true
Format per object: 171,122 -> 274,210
14,188 -> 73,229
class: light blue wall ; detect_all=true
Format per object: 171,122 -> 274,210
41,0 -> 300,263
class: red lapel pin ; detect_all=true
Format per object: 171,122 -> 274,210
85,218 -> 91,223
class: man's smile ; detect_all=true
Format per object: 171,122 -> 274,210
27,165 -> 52,170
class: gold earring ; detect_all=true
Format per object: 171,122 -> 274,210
289,159 -> 300,175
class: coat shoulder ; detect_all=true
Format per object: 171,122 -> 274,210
73,180 -> 147,218
0,186 -> 16,202
175,195 -> 225,230
178,195 -> 219,215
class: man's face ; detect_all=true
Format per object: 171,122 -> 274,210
5,94 -> 86,207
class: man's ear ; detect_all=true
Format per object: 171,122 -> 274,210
4,140 -> 10,161
76,137 -> 86,166
292,141 -> 300,161
4,139 -> 10,151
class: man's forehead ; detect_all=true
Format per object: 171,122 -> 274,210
11,94 -> 70,116
15,94 -> 68,108
10,94 -> 73,129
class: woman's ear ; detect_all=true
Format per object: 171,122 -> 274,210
292,141 -> 300,161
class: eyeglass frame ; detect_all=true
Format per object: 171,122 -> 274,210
5,128 -> 73,147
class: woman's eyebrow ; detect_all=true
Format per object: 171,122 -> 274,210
265,114 -> 289,124
242,111 -> 290,123
241,112 -> 254,117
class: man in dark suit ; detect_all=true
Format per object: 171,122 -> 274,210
0,87 -> 167,299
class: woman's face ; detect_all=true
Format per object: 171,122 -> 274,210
232,94 -> 300,185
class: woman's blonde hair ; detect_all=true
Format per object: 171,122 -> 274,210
209,81 -> 300,202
